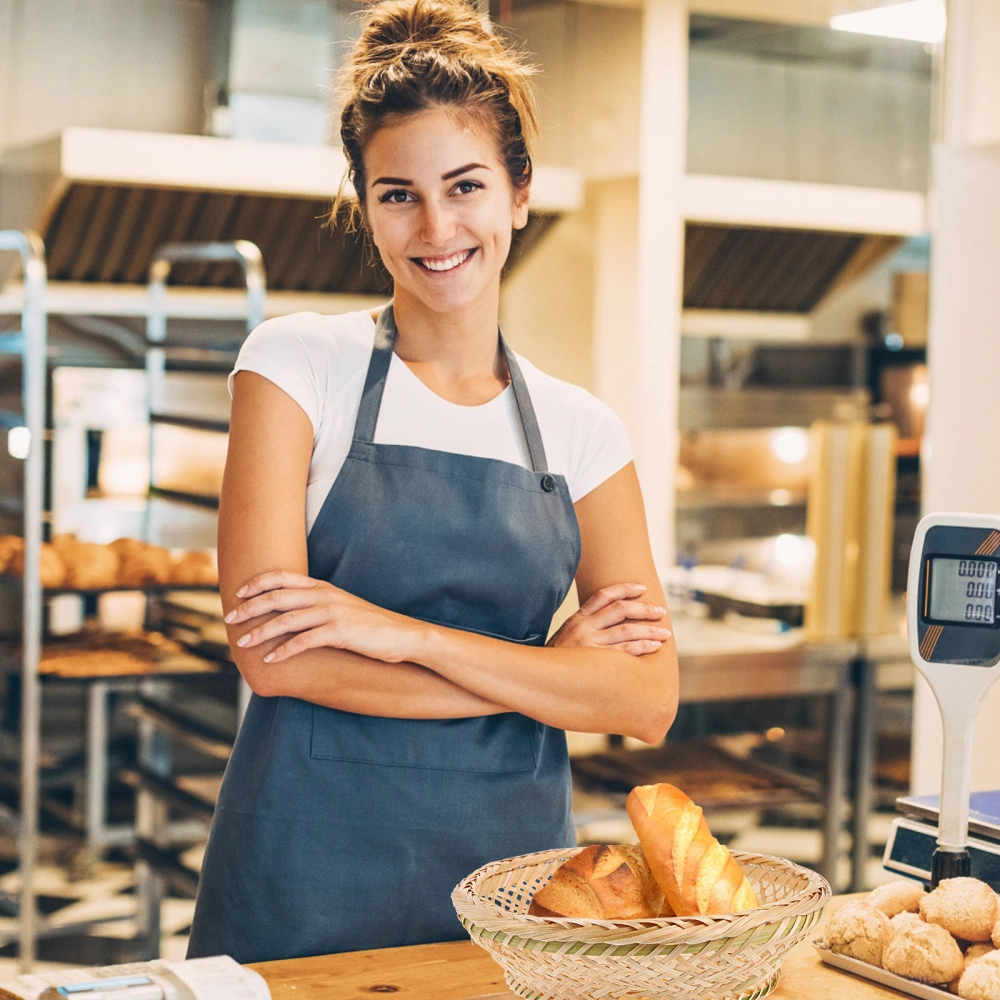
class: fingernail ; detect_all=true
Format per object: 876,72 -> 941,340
237,635 -> 249,647
236,586 -> 247,598
224,611 -> 235,623
263,652 -> 274,663
658,628 -> 671,636
636,584 -> 647,591
654,606 -> 667,615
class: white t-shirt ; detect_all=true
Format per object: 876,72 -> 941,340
230,310 -> 633,533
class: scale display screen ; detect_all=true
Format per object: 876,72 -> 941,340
927,557 -> 998,625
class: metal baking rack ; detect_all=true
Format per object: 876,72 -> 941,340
0,229 -> 48,970
0,234 -> 266,968
130,241 -> 265,959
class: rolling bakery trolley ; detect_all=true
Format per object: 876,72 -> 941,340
0,236 -> 267,969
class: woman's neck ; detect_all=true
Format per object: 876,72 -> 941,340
388,287 -> 505,383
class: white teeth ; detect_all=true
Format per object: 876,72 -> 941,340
419,249 -> 473,272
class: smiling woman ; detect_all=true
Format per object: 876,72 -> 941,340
185,0 -> 678,967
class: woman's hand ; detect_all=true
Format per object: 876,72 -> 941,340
224,570 -> 422,665
546,583 -> 670,656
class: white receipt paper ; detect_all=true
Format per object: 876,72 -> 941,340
0,955 -> 271,1000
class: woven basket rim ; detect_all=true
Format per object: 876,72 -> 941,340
452,846 -> 830,944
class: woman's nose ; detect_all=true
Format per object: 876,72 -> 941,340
419,200 -> 456,247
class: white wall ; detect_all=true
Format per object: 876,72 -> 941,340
688,50 -> 931,191
912,0 -> 1000,798
511,1 -> 931,189
911,147 -> 1000,796
0,0 -> 208,154
500,205 -> 595,390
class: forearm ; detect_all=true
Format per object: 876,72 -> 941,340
236,634 -> 508,719
412,625 -> 677,742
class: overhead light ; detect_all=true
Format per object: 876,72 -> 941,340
830,0 -> 946,44
7,426 -> 30,460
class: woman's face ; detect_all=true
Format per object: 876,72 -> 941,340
363,106 -> 530,318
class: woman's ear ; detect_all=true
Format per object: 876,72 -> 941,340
512,182 -> 531,231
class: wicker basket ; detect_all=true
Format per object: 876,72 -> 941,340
451,847 -> 830,1000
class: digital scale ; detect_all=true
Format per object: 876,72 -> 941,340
882,512 -> 1000,889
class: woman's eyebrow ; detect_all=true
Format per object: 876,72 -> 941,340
441,162 -> 490,180
372,163 -> 491,186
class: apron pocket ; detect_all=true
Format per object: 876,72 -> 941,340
310,709 -> 541,772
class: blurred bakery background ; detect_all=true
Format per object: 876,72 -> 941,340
0,0 -> 997,975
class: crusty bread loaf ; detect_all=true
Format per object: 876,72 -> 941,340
824,900 -> 892,966
626,783 -> 758,916
528,844 -> 673,920
959,950 -> 1000,1000
921,878 -> 999,943
868,879 -> 926,917
61,541 -> 120,590
170,550 -> 218,586
884,919 -> 966,985
118,544 -> 172,587
0,534 -> 24,572
8,542 -> 66,589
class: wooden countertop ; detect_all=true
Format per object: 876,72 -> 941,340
249,896 -> 903,999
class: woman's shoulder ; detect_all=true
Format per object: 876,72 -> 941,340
241,309 -> 376,363
230,309 -> 379,420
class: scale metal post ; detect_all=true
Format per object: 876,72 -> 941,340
907,512 -> 1000,886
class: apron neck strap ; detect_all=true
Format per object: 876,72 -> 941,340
502,334 -> 548,473
353,306 -> 397,444
353,305 -> 550,473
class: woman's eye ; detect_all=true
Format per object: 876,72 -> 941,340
378,189 -> 412,204
455,180 -> 483,195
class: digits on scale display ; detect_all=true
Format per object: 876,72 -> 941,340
927,557 -> 998,626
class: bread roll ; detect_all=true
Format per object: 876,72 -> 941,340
170,550 -> 218,586
958,950 -> 1000,1000
9,542 -> 66,589
528,844 -> 673,920
891,911 -> 925,932
964,943 -> 996,965
118,544 -> 172,587
626,783 -> 758,916
0,534 -> 24,572
61,541 -> 120,590
109,537 -> 145,561
868,880 -> 927,917
921,878 -> 999,943
824,900 -> 892,966
993,915 -> 1000,949
883,919 -> 965,985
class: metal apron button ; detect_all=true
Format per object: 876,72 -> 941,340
541,474 -> 555,492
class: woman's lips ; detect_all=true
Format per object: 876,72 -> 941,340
414,248 -> 476,273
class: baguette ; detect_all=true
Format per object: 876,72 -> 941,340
528,844 -> 674,920
626,782 -> 759,916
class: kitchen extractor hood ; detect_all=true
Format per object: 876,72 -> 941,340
0,127 -> 583,305
679,173 -> 926,339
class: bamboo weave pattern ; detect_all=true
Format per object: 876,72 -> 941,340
452,848 -> 830,1000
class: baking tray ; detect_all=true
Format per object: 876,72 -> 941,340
813,942 -> 954,999
571,739 -> 819,809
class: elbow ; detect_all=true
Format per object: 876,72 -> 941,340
635,701 -> 677,745
631,673 -> 679,745
232,649 -> 281,698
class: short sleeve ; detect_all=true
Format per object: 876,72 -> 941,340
568,398 -> 633,502
228,316 -> 328,433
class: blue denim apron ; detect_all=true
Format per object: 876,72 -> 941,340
187,306 -> 581,963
